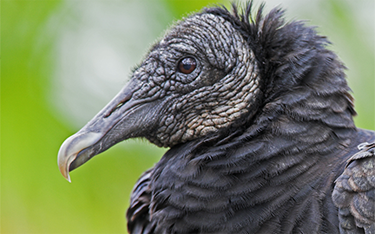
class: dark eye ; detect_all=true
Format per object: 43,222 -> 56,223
177,57 -> 196,74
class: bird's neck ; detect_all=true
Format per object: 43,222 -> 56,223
149,102 -> 357,233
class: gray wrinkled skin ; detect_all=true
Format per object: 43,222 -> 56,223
131,14 -> 260,147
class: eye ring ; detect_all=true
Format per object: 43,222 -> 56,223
177,57 -> 196,74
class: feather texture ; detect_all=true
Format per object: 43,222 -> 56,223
125,3 -> 375,233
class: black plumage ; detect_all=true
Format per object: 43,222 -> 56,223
57,2 -> 375,233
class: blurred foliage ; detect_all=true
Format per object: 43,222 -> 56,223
163,0 -> 227,17
1,0 -> 373,233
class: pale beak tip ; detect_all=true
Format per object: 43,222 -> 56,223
57,134 -> 79,183
57,132 -> 103,182
59,163 -> 72,183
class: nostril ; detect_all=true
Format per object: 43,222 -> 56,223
116,102 -> 124,109
104,93 -> 132,118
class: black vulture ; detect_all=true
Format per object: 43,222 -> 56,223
57,2 -> 375,233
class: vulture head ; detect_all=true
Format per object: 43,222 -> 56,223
58,1 -> 354,185
58,4 -> 269,181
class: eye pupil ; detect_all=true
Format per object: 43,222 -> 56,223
178,57 -> 196,74
183,63 -> 192,71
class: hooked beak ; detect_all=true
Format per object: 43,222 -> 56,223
57,132 -> 102,182
57,79 -> 162,182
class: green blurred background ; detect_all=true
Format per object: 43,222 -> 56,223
1,0 -> 374,233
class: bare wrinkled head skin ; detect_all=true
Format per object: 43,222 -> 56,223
134,14 -> 260,147
57,12 -> 261,179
